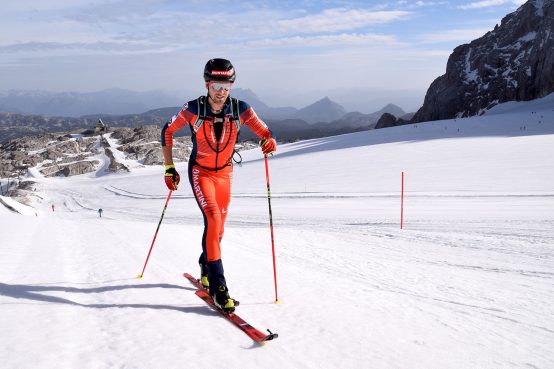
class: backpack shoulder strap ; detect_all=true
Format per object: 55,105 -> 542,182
192,96 -> 207,132
230,97 -> 241,132
230,97 -> 244,166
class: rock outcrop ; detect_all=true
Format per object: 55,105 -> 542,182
110,125 -> 191,166
412,0 -> 554,123
375,113 -> 399,129
0,125 -> 247,181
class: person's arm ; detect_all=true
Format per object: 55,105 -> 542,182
162,146 -> 174,166
240,103 -> 272,140
239,102 -> 276,155
161,109 -> 189,190
161,107 -> 191,160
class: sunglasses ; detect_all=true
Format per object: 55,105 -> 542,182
209,81 -> 233,92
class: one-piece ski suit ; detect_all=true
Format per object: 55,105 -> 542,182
161,95 -> 272,292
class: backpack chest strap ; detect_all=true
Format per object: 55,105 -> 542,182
193,96 -> 241,133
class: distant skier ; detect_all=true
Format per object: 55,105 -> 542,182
98,208 -> 103,218
161,58 -> 277,313
51,204 -> 55,212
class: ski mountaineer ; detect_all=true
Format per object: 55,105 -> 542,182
161,58 -> 277,313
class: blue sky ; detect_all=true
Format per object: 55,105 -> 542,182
0,0 -> 526,109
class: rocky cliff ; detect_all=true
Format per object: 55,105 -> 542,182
0,126 -> 191,180
412,0 -> 554,122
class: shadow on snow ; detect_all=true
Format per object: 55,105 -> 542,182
0,281 -> 214,316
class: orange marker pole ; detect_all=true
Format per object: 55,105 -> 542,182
400,172 -> 405,229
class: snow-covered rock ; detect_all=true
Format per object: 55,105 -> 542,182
413,0 -> 554,122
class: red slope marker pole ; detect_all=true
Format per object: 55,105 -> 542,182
264,155 -> 279,303
400,172 -> 405,230
138,190 -> 173,278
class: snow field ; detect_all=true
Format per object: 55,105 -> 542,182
1,94 -> 554,368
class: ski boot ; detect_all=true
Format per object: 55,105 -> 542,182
199,262 -> 209,289
212,285 -> 239,314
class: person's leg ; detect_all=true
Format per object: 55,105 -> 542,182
188,165 -> 226,294
215,170 -> 232,244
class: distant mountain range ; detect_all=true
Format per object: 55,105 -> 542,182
0,89 -> 182,117
0,87 -> 405,123
0,90 -> 408,143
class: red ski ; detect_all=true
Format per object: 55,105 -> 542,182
183,273 -> 278,343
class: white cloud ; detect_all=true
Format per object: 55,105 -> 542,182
413,1 -> 446,7
244,33 -> 398,48
0,6 -> 412,56
458,0 -> 524,10
0,19 -> 109,45
390,1 -> 448,10
417,28 -> 491,43
277,8 -> 411,34
0,1 -> 522,94
0,41 -> 172,55
0,0 -> 93,13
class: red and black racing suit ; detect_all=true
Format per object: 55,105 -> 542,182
161,96 -> 272,293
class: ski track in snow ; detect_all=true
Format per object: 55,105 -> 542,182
1,95 -> 554,368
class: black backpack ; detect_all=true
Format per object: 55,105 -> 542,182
193,95 -> 241,134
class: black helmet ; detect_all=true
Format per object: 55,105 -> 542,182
204,58 -> 236,82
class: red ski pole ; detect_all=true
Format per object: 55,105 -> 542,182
264,155 -> 279,303
138,190 -> 173,278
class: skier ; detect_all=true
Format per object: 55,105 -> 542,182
161,58 -> 276,313
98,208 -> 103,218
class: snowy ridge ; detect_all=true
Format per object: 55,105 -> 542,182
0,195 -> 36,215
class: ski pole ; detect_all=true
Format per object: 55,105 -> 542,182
264,155 -> 279,303
138,190 -> 173,278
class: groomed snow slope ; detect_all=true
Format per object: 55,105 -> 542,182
1,94 -> 554,369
